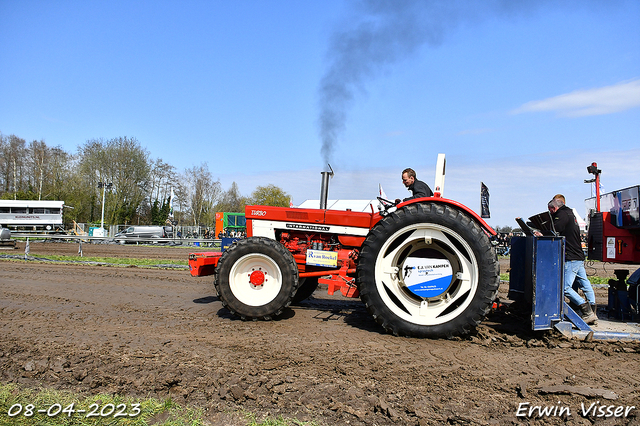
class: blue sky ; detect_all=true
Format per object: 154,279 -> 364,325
1,0 -> 639,228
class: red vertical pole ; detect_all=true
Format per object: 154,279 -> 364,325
592,162 -> 600,212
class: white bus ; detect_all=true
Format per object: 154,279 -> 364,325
0,200 -> 65,232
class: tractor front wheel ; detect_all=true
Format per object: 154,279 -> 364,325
357,202 -> 499,338
215,237 -> 299,320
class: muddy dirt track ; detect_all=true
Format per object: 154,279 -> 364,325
1,241 -> 639,425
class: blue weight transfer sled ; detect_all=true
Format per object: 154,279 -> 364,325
508,235 -> 640,341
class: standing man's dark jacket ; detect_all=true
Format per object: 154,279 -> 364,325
552,205 -> 584,261
403,179 -> 434,202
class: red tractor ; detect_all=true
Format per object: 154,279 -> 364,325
189,157 -> 499,338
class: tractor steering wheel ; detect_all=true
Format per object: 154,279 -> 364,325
377,197 -> 398,215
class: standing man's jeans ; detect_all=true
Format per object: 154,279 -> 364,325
564,260 -> 595,305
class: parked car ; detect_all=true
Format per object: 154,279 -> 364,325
114,226 -> 173,243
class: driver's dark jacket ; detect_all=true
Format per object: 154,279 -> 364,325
552,205 -> 584,261
403,179 -> 433,201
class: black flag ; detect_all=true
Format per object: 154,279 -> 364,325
480,182 -> 490,219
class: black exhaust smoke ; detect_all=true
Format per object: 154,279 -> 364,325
318,1 -> 549,165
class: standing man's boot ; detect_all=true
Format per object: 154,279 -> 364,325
579,303 -> 597,325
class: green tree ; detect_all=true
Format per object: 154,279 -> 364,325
150,196 -> 171,225
77,137 -> 151,225
250,184 -> 290,207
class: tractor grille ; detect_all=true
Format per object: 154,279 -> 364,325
286,211 -> 309,220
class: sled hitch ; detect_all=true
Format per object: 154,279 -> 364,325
318,261 -> 359,298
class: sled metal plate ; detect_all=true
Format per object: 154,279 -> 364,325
508,236 -> 529,303
509,236 -> 564,330
562,301 -> 591,331
531,237 -> 564,330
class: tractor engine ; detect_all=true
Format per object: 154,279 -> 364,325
277,230 -> 360,297
277,230 -> 339,255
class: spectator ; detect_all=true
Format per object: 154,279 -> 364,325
546,194 -> 597,324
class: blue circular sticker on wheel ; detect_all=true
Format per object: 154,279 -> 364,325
402,256 -> 453,298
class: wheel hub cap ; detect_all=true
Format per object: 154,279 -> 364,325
249,270 -> 266,286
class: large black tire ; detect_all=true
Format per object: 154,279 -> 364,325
291,277 -> 320,304
215,237 -> 299,320
357,202 -> 499,338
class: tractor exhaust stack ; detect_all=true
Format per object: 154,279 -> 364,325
319,164 -> 334,209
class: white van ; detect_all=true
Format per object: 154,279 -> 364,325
114,226 -> 173,243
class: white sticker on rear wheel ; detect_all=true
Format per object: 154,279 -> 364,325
402,257 -> 453,298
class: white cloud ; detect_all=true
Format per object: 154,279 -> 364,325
512,79 -> 640,117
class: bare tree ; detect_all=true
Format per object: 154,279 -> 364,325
0,133 -> 6,195
215,182 -> 249,213
27,139 -> 49,200
0,135 -> 27,198
171,178 -> 189,225
182,163 -> 221,226
148,158 -> 176,204
45,146 -> 73,201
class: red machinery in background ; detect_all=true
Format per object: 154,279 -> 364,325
585,163 -> 640,321
585,163 -> 640,264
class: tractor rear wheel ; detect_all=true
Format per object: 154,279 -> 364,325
215,237 -> 299,320
357,202 -> 499,338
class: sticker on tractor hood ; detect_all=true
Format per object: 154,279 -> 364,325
286,223 -> 330,231
306,249 -> 338,268
402,257 -> 453,298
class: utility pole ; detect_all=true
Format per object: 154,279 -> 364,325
585,163 -> 602,212
98,181 -> 113,236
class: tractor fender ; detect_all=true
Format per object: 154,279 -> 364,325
396,197 -> 497,237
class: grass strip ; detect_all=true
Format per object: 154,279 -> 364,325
0,383 -> 204,426
13,253 -> 187,267
245,414 -> 319,426
0,384 -> 320,426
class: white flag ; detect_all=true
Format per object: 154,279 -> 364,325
169,187 -> 174,218
378,184 -> 387,200
592,181 -> 604,197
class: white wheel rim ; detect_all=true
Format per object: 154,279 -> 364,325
229,253 -> 283,306
374,223 -> 479,326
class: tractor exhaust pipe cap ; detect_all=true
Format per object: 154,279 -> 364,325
320,164 -> 334,210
